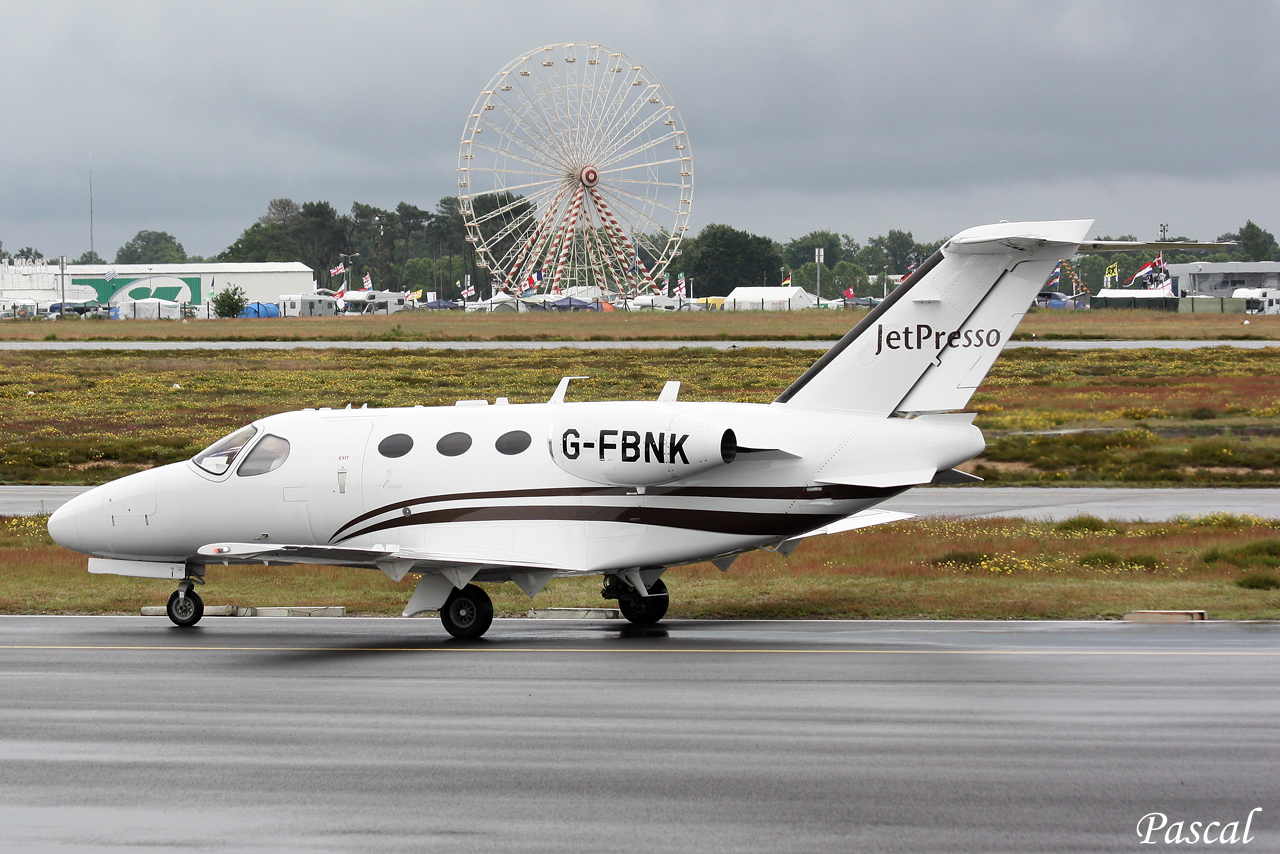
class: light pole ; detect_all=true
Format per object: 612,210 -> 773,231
339,253 -> 359,294
374,216 -> 384,289
814,247 -> 824,300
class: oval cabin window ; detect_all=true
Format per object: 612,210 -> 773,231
495,430 -> 531,455
378,433 -> 414,458
436,432 -> 473,456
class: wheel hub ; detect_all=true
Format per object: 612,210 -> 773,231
578,166 -> 599,188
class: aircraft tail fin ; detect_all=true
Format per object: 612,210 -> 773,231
775,219 -> 1093,416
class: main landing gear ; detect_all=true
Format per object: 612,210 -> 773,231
602,575 -> 669,626
166,580 -> 204,628
440,584 -> 494,639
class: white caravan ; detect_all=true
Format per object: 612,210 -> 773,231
1231,288 -> 1280,315
280,294 -> 339,317
343,290 -> 409,315
51,220 -> 1204,638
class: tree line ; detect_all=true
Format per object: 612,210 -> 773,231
4,201 -> 1277,301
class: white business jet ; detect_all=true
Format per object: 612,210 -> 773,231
47,219 -> 1157,638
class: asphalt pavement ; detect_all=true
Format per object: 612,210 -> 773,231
0,616 -> 1276,853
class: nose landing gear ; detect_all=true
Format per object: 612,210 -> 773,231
166,580 -> 204,627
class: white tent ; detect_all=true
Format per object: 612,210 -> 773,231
723,286 -> 816,311
112,298 -> 182,320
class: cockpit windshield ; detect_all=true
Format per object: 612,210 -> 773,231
192,425 -> 257,475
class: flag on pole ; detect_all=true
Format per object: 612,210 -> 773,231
781,273 -> 791,287
333,288 -> 345,301
407,290 -> 423,301
1047,262 -> 1061,290
330,262 -> 345,277
660,273 -> 670,297
462,280 -> 476,298
104,268 -> 117,282
675,272 -> 687,298
1124,254 -> 1166,287
361,272 -> 372,290
843,287 -> 856,299
521,270 -> 542,295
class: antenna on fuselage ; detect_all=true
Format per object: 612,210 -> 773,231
549,376 -> 589,404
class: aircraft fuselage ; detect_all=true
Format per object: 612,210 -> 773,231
49,399 -> 983,575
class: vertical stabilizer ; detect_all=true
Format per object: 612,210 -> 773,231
776,219 -> 1093,416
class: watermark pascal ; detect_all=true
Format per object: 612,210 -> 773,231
1137,808 -> 1261,845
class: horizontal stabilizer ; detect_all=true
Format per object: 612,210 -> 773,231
1075,240 -> 1236,254
930,468 -> 983,485
787,508 -> 917,542
816,467 -> 936,488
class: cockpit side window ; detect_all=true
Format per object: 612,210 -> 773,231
193,426 -> 258,475
236,434 -> 292,477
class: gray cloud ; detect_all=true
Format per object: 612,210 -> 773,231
2,0 -> 1277,259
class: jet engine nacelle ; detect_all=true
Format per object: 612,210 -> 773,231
550,404 -> 737,486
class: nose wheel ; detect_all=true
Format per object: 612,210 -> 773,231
166,583 -> 204,627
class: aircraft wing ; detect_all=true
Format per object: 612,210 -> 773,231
197,542 -> 561,576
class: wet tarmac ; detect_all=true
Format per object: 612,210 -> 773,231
0,615 -> 1276,853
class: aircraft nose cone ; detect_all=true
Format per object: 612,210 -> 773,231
47,495 -> 85,553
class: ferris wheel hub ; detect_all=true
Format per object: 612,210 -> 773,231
578,166 -> 599,188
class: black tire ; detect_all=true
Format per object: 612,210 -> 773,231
618,578 -> 669,626
440,584 -> 494,639
166,588 -> 204,627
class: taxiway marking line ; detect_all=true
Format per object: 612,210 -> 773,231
1,644 -> 1279,656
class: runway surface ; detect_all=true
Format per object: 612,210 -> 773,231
6,484 -> 1280,521
0,338 -> 1276,351
0,615 -> 1276,853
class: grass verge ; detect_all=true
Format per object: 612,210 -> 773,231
5,514 -> 1278,620
6,346 -> 1280,485
4,307 -> 1280,342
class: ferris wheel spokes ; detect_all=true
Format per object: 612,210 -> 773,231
503,187 -> 571,289
460,43 -> 691,301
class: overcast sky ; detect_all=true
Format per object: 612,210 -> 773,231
3,0 -> 1278,260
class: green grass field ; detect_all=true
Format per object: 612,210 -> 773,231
4,305 -> 1280,342
3,346 -> 1280,486
4,513 -> 1277,620
5,314 -> 1280,620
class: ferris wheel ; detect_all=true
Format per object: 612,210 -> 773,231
458,43 -> 693,300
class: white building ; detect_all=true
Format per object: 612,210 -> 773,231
1167,261 -> 1280,298
0,258 -> 315,311
723,286 -> 817,311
